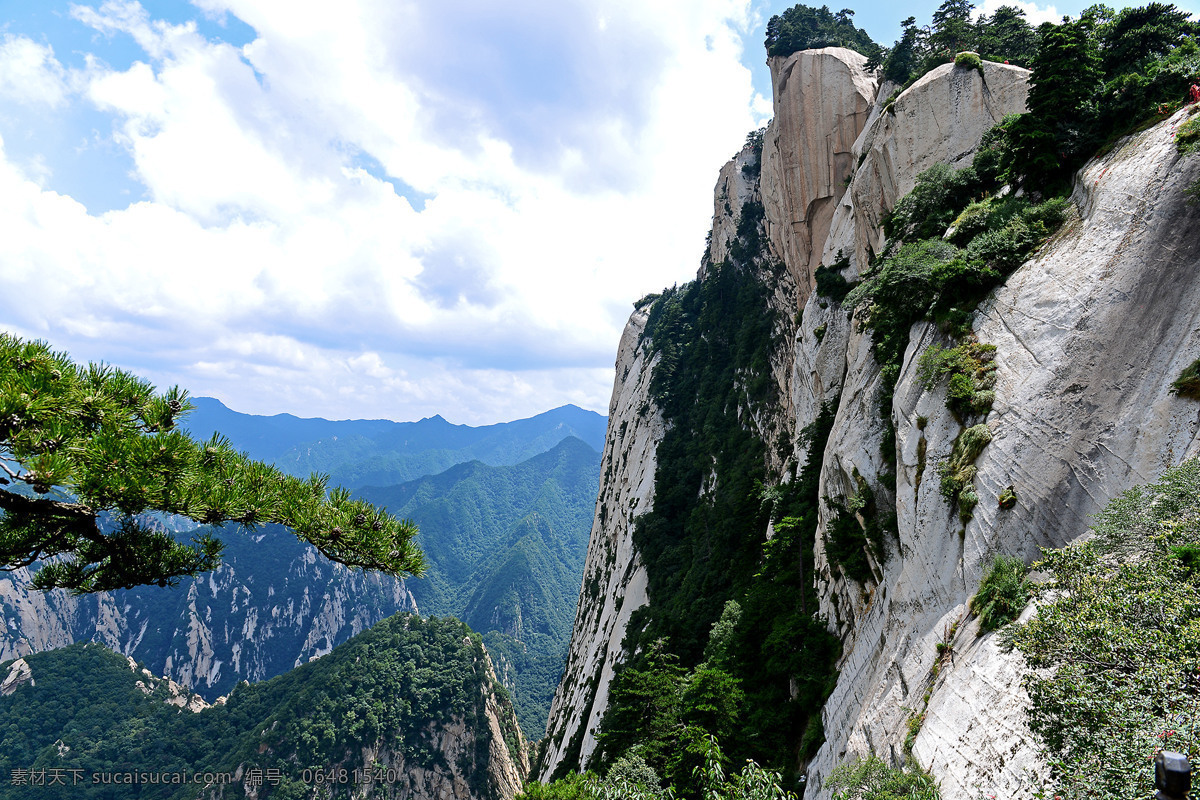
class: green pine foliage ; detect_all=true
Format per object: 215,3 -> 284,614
0,334 -> 423,593
764,5 -> 882,61
632,266 -> 779,665
877,2 -> 1039,88
1005,459 -> 1200,799
876,3 -> 1199,192
0,615 -> 513,800
522,736 -> 800,800
1008,4 -> 1200,192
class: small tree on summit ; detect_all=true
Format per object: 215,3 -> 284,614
0,333 -> 425,593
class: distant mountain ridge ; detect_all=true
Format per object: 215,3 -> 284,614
184,398 -> 607,488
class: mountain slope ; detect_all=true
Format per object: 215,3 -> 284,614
357,436 -> 601,737
0,436 -> 599,741
0,615 -> 527,800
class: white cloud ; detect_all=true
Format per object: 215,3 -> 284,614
0,35 -> 74,107
0,0 -> 764,423
973,0 -> 1063,26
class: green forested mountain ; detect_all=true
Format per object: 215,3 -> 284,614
0,436 -> 599,742
184,398 -> 606,489
357,436 -> 601,736
0,615 -> 524,800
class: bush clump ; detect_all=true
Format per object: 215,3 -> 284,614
826,756 -> 940,800
1006,459 -> 1200,800
814,254 -> 856,303
954,51 -> 983,72
917,341 -> 997,419
824,473 -> 892,584
1178,113 -> 1200,156
937,424 -> 993,522
1170,357 -> 1200,399
970,554 -> 1030,631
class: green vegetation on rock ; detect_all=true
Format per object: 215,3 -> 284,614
937,424 -> 993,523
1006,459 -> 1200,799
916,342 -> 997,420
0,615 -> 518,800
580,176 -> 839,784
1008,4 -> 1200,193
523,735 -> 799,800
826,756 -> 940,800
970,554 -> 1030,631
764,5 -> 881,61
1170,357 -> 1200,399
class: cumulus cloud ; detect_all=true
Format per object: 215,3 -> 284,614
0,35 -> 75,107
0,0 -> 765,423
972,0 -> 1063,25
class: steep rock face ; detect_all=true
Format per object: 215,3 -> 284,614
805,107 -> 1200,799
761,48 -> 876,296
548,43 -> 1200,800
1,657 -> 32,695
822,61 -> 1030,276
707,146 -> 760,269
0,532 -> 417,697
538,306 -> 665,778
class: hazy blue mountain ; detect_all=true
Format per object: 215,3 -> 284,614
184,397 -> 606,488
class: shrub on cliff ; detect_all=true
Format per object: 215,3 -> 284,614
970,554 -> 1030,631
826,756 -> 940,800
1006,459 -> 1200,799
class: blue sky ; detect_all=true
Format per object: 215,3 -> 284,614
0,0 -> 1185,424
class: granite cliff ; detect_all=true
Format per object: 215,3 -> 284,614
540,45 -> 1200,799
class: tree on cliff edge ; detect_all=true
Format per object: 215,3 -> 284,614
0,333 -> 424,593
764,4 -> 881,60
